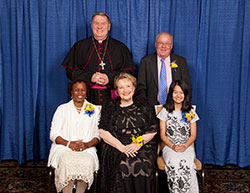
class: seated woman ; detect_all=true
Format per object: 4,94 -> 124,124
98,73 -> 158,193
157,80 -> 200,193
47,80 -> 100,193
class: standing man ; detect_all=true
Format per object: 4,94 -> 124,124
62,12 -> 135,105
137,32 -> 192,106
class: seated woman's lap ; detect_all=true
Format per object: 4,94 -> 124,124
120,149 -> 155,179
55,150 -> 96,192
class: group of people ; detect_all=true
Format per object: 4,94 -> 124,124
47,12 -> 200,193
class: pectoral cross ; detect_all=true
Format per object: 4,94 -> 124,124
100,60 -> 106,70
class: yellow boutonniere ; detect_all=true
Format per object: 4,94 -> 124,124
171,60 -> 178,72
131,134 -> 144,146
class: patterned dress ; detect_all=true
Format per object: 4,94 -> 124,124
157,107 -> 200,193
98,98 -> 158,193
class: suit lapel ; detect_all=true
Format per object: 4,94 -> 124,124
170,54 -> 175,80
170,54 -> 181,81
151,54 -> 158,87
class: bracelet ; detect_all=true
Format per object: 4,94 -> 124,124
66,141 -> 71,148
171,144 -> 175,150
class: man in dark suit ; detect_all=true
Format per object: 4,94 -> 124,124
137,32 -> 192,106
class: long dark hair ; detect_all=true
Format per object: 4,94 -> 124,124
164,80 -> 192,113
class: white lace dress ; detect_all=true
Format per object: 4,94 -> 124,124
157,107 -> 199,193
47,100 -> 100,192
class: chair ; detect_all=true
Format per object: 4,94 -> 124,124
154,105 -> 205,193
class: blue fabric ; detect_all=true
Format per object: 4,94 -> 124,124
159,58 -> 167,104
193,0 -> 250,167
0,0 -> 250,167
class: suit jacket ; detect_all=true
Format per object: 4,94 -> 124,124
137,53 -> 192,106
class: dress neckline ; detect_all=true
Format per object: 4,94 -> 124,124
119,102 -> 134,108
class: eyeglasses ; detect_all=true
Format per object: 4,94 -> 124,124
92,22 -> 109,26
156,42 -> 173,47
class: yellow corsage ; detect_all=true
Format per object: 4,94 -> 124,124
131,134 -> 144,146
181,112 -> 195,123
84,103 -> 95,117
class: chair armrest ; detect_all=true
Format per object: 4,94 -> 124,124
157,156 -> 166,171
194,158 -> 202,171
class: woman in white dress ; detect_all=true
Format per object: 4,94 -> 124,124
157,80 -> 200,193
48,80 -> 100,193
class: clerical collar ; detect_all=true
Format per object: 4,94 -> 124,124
93,36 -> 108,44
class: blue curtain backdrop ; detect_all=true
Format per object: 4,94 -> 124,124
0,0 -> 249,167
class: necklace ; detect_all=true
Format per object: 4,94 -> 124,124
92,36 -> 109,70
75,105 -> 83,112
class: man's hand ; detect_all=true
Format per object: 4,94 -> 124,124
91,72 -> 109,85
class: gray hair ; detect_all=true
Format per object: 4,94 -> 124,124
92,12 -> 111,24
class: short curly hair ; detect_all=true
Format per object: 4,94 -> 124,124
67,80 -> 87,97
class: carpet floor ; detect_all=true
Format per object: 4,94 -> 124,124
0,160 -> 249,193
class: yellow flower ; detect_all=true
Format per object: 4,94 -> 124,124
171,60 -> 178,68
84,104 -> 95,117
186,112 -> 194,121
131,134 -> 144,146
181,112 -> 195,123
